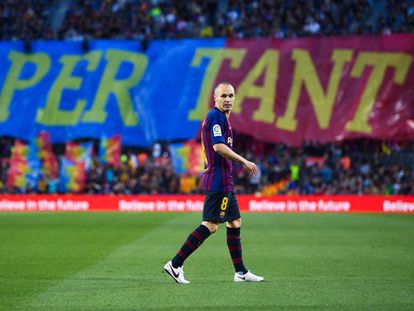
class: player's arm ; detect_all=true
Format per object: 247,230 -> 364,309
213,143 -> 257,175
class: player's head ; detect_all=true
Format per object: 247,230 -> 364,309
214,82 -> 235,114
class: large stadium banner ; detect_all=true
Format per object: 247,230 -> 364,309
0,35 -> 413,146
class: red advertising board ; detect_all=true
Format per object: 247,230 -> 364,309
0,195 -> 413,213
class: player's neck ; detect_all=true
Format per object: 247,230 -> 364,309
215,106 -> 230,119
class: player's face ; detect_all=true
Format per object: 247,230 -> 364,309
214,84 -> 235,114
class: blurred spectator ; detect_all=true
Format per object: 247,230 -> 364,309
0,0 -> 54,40
1,135 -> 412,195
2,0 -> 414,40
179,172 -> 197,194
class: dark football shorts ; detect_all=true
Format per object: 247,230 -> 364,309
202,192 -> 241,223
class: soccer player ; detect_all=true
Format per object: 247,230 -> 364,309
163,82 -> 264,284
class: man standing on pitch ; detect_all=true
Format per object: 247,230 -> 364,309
164,82 -> 264,284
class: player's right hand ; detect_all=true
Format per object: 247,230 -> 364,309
243,160 -> 258,176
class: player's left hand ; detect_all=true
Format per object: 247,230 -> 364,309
243,160 -> 258,176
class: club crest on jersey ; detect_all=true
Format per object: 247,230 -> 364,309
213,124 -> 222,137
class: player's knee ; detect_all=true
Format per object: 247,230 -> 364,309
208,223 -> 218,233
227,218 -> 241,228
202,221 -> 218,233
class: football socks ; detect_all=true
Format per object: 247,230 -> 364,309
171,225 -> 211,268
226,227 -> 248,274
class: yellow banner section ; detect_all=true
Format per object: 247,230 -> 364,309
0,50 -> 148,126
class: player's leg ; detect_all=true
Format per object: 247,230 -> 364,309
226,217 -> 248,274
226,193 -> 264,282
171,221 -> 216,268
164,192 -> 222,283
164,221 -> 214,284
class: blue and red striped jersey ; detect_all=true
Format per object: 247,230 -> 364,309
200,107 -> 234,192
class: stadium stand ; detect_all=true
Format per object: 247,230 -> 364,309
0,135 -> 413,195
1,0 -> 414,40
0,0 -> 413,195
0,0 -> 55,40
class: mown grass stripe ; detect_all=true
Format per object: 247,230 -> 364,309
0,213 -> 412,310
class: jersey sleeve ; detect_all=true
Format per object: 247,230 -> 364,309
208,113 -> 226,145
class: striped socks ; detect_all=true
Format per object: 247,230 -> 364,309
171,225 -> 211,268
227,227 -> 248,274
171,225 -> 248,274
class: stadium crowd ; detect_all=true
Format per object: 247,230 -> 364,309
0,135 -> 413,195
0,0 -> 413,196
1,0 -> 414,40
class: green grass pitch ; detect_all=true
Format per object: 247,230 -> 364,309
1,212 -> 414,310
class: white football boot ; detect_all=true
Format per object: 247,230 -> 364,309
163,260 -> 190,284
234,270 -> 264,282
